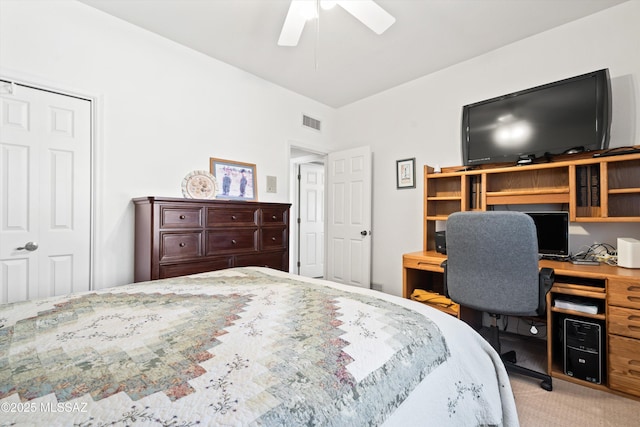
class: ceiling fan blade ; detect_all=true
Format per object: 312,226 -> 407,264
337,0 -> 395,35
278,1 -> 311,46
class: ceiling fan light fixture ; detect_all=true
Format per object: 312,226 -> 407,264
278,0 -> 395,47
321,0 -> 337,10
338,0 -> 396,35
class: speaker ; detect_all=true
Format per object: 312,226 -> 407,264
618,237 -> 640,269
435,231 -> 446,254
564,318 -> 604,384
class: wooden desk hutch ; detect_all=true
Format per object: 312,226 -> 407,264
402,151 -> 640,399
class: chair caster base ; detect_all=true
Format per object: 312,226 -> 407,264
540,380 -> 553,391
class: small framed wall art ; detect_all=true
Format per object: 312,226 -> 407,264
396,158 -> 416,189
210,157 -> 257,200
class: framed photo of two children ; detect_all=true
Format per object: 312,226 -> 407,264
210,158 -> 257,201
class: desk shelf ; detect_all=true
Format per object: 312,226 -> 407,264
423,152 -> 640,251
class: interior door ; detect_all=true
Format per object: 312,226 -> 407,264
326,146 -> 372,288
299,163 -> 324,278
0,81 -> 91,303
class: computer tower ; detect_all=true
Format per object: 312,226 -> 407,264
435,231 -> 446,254
564,317 -> 604,384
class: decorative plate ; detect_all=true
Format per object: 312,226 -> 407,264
181,170 -> 218,199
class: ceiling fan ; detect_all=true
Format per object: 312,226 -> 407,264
278,0 -> 396,46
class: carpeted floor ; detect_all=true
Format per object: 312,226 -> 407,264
511,375 -> 640,427
500,332 -> 640,426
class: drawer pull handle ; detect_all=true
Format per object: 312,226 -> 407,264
629,315 -> 640,322
629,369 -> 640,378
179,215 -> 186,219
179,243 -> 186,247
272,215 -> 277,220
231,215 -> 237,220
231,239 -> 237,245
628,286 -> 640,292
271,237 -> 277,241
629,325 -> 640,332
628,296 -> 640,303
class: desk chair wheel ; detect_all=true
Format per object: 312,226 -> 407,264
502,350 -> 517,364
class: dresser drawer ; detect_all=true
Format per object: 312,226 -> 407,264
206,207 -> 258,227
609,306 -> 640,340
261,227 -> 287,249
235,251 -> 286,271
261,207 -> 288,225
160,207 -> 202,228
160,257 -> 233,279
160,232 -> 202,260
608,280 -> 640,310
206,229 -> 257,253
608,334 -> 640,397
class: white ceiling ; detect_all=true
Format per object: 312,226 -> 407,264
78,0 -> 627,108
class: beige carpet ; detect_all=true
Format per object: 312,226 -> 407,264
511,375 -> 640,427
498,331 -> 640,426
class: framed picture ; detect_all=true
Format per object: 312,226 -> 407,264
396,158 -> 416,189
209,158 -> 257,201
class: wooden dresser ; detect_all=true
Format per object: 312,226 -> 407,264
133,197 -> 290,282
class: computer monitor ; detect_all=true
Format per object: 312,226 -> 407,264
525,211 -> 569,258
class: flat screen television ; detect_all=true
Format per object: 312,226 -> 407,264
525,211 -> 569,258
461,69 -> 611,166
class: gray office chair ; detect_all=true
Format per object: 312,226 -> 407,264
442,211 -> 554,391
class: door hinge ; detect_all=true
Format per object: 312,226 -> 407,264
297,218 -> 301,224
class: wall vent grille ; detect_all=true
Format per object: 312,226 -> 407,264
302,114 -> 321,131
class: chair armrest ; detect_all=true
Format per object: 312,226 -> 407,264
537,267 -> 555,315
440,260 -> 448,298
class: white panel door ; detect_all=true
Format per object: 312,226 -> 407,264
299,163 -> 324,278
0,82 -> 91,303
326,146 -> 372,288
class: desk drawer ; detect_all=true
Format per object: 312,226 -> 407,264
608,306 -> 640,340
608,334 -> 640,397
403,257 -> 444,272
608,280 -> 640,310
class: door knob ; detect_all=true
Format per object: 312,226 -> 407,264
361,230 -> 368,236
18,241 -> 39,251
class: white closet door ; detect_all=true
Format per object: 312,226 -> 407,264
0,82 -> 91,303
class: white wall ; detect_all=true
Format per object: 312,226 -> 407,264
2,1 -> 639,295
0,0 -> 338,288
336,1 -> 640,296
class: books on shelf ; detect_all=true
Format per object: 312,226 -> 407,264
576,165 -> 600,208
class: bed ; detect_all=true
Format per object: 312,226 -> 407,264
0,267 -> 518,426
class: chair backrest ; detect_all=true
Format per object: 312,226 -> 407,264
445,211 -> 541,316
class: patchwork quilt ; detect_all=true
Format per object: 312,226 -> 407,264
0,267 -> 518,426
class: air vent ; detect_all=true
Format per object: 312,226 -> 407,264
302,114 -> 321,131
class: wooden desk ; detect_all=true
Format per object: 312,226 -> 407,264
403,250 -> 640,399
